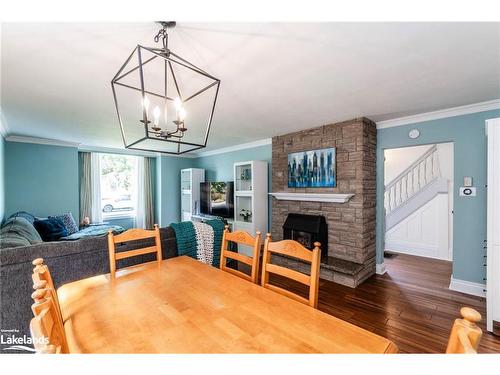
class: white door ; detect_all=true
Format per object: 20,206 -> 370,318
487,117 -> 500,332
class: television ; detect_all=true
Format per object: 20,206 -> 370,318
200,181 -> 234,219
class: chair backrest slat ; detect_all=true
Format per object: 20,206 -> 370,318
446,307 -> 483,354
107,224 -> 162,278
264,263 -> 311,286
220,226 -> 261,283
266,239 -> 314,262
112,228 -> 157,243
261,234 -> 321,308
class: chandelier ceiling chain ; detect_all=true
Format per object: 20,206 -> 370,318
111,21 -> 221,155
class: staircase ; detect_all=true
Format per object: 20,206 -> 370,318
385,145 -> 448,231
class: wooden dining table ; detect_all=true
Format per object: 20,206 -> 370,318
58,256 -> 398,353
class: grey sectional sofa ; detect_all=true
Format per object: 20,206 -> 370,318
0,226 -> 178,352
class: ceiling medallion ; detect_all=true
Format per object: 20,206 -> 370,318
111,21 -> 221,155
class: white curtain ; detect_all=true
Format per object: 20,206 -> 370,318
79,152 -> 92,223
143,157 -> 155,229
90,153 -> 103,223
135,156 -> 154,229
135,156 -> 146,228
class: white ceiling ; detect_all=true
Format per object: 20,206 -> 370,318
1,22 -> 500,153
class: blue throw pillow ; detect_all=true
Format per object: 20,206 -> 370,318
34,218 -> 68,242
49,212 -> 79,235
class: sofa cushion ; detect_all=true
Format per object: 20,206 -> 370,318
49,212 -> 79,235
34,218 -> 68,241
7,211 -> 36,224
0,216 -> 43,246
0,232 -> 31,248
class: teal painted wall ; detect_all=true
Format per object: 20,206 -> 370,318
156,155 -> 195,226
0,135 -> 5,222
377,109 -> 500,284
193,144 -> 272,230
5,141 -> 79,219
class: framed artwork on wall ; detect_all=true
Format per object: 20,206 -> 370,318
287,147 -> 336,188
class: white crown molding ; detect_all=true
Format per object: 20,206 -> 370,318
376,263 -> 386,275
194,138 -> 272,157
5,135 -> 81,148
449,276 -> 486,298
376,99 -> 500,129
3,135 -> 198,158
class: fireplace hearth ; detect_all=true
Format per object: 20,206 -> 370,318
283,213 -> 328,261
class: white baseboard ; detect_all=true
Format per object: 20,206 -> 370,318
376,263 -> 386,275
449,276 -> 486,298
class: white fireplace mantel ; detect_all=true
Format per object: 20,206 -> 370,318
269,192 -> 354,203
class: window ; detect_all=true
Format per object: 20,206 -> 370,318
99,153 -> 138,219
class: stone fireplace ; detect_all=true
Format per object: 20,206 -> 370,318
271,117 -> 377,287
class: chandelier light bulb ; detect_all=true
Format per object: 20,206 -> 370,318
142,95 -> 150,110
142,95 -> 150,117
153,106 -> 161,125
174,97 -> 182,111
179,107 -> 187,121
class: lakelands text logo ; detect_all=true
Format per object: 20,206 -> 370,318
1,329 -> 48,352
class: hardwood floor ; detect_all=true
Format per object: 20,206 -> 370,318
271,252 -> 500,353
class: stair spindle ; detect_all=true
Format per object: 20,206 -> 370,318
430,152 -> 435,180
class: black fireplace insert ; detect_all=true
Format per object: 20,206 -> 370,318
283,213 -> 328,261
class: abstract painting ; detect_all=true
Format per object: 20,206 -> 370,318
288,147 -> 336,188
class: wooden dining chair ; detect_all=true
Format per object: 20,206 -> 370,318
107,224 -> 162,278
220,226 -> 262,283
32,258 -> 63,325
261,234 -> 321,308
446,307 -> 483,354
30,286 -> 69,354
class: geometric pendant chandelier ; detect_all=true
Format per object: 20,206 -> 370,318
111,21 -> 221,155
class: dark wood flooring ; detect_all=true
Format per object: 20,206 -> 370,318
270,252 -> 500,353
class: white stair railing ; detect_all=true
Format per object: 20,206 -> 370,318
385,145 -> 440,214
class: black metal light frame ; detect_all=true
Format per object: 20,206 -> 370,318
111,21 -> 221,155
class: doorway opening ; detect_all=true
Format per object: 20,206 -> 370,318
383,143 -> 454,278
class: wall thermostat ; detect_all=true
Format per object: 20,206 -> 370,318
409,129 -> 420,139
460,187 -> 476,197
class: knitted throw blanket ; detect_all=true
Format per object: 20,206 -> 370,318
170,219 -> 224,267
204,219 -> 225,268
194,222 -> 214,265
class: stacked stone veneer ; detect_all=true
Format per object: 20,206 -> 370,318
271,117 -> 377,287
